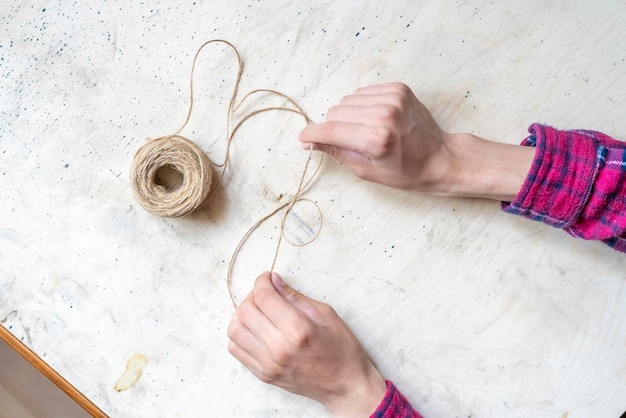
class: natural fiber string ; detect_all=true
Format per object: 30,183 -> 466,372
226,150 -> 323,308
129,39 -> 324,308
130,40 -> 243,216
130,134 -> 213,217
225,107 -> 323,308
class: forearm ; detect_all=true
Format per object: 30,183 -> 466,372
433,132 -> 536,201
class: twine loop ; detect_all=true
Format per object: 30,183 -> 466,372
129,39 -> 324,308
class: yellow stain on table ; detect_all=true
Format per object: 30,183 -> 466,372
114,353 -> 148,392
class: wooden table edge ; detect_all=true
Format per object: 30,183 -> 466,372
0,324 -> 108,417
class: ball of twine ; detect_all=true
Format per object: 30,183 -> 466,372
130,135 -> 213,217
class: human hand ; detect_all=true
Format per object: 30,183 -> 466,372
298,82 -> 451,193
298,82 -> 535,201
227,272 -> 387,418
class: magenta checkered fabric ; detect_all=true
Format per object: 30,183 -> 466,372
371,380 -> 423,418
503,123 -> 626,252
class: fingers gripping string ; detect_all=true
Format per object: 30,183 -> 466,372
129,39 -> 324,309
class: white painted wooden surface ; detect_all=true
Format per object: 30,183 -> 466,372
1,1 -> 625,417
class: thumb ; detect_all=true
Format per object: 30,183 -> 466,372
270,272 -> 323,323
309,143 -> 372,168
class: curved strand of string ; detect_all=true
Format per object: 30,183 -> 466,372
184,45 -> 323,308
134,38 -> 324,308
269,146 -> 315,273
224,107 -> 324,308
227,202 -> 287,307
208,106 -> 312,201
172,39 -> 243,203
205,95 -> 313,203
172,39 -> 242,142
234,89 -> 312,124
167,40 -> 316,206
178,54 -> 324,308
226,148 -> 323,308
132,39 -> 244,216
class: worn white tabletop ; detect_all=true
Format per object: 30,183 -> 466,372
1,1 -> 625,417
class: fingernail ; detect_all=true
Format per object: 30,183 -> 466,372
271,272 -> 284,288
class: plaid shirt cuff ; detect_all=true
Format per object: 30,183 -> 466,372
502,123 -> 626,252
370,380 -> 424,418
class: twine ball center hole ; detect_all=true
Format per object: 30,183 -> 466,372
155,164 -> 184,192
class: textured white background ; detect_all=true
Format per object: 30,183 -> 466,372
1,1 -> 625,417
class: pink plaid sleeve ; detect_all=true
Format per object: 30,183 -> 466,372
370,380 -> 424,418
502,123 -> 626,252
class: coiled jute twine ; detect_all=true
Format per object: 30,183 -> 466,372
130,135 -> 213,217
130,39 -> 323,308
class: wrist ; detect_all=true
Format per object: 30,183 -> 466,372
436,131 -> 535,201
323,366 -> 387,418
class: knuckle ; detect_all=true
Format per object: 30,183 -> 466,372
226,324 -> 235,340
317,303 -> 337,319
389,82 -> 411,94
271,343 -> 293,366
236,302 -> 253,322
226,340 -> 237,355
352,86 -> 365,95
326,104 -> 341,120
291,327 -> 312,350
258,368 -> 279,384
253,287 -> 273,308
389,92 -> 408,110
367,126 -> 394,157
372,102 -> 406,130
353,165 -> 371,180
339,94 -> 352,105
226,322 -> 240,341
374,104 -> 398,121
321,121 -> 336,139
